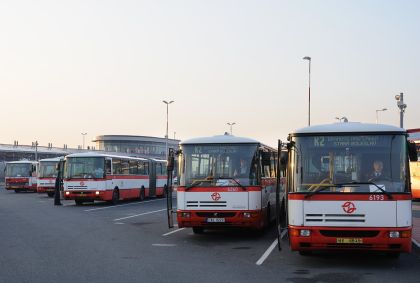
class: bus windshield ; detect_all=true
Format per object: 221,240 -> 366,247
65,157 -> 105,179
6,163 -> 32,177
179,143 -> 259,187
39,162 -> 58,178
289,134 -> 408,193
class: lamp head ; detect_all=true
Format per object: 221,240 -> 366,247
303,56 -> 311,61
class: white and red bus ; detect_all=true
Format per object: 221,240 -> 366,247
37,157 -> 62,197
5,160 -> 38,193
283,122 -> 417,256
176,134 -> 280,234
63,153 -> 167,205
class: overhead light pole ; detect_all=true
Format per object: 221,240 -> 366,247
395,93 -> 407,128
303,56 -> 311,126
227,122 -> 236,135
375,108 -> 387,124
163,100 -> 174,159
81,133 -> 87,150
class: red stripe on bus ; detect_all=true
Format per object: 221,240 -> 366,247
288,193 -> 411,201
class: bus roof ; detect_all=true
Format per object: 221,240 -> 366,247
39,157 -> 64,163
292,122 -> 405,136
65,152 -> 148,161
6,160 -> 38,164
181,134 -> 260,145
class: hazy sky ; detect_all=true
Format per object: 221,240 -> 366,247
0,0 -> 419,148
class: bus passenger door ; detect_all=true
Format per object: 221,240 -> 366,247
149,161 -> 157,197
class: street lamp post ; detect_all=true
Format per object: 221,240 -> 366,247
81,133 -> 87,150
227,122 -> 236,135
395,93 -> 407,128
163,100 -> 174,159
375,108 -> 387,124
303,56 -> 311,126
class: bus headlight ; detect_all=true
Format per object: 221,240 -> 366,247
180,212 -> 190,218
95,191 -> 100,195
243,212 -> 251,218
300,230 -> 311,237
65,191 -> 70,195
389,231 -> 400,238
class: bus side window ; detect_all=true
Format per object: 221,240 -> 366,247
121,160 -> 129,175
129,160 -> 138,175
157,163 -> 162,175
112,159 -> 122,175
105,159 -> 112,175
137,161 -> 145,175
144,162 -> 149,175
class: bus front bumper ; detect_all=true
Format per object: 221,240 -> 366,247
63,190 -> 111,201
289,225 -> 412,253
177,210 -> 265,229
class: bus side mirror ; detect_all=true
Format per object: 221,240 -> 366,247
408,142 -> 418,161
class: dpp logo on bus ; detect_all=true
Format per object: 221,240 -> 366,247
211,192 -> 221,201
342,201 -> 356,214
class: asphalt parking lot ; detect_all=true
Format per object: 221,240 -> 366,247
1,187 -> 420,283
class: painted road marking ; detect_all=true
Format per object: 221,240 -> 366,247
162,228 -> 185,236
114,222 -> 125,225
85,198 -> 165,212
412,238 -> 420,248
256,230 -> 287,266
113,208 -> 167,221
152,244 -> 176,247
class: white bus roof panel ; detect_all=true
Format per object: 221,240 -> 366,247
293,122 -> 405,135
39,157 -> 64,163
181,135 -> 260,145
65,152 -> 148,161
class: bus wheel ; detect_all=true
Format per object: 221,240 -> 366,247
159,185 -> 167,198
192,227 -> 204,234
111,189 -> 119,205
47,192 -> 54,198
75,199 -> 84,205
139,187 -> 145,201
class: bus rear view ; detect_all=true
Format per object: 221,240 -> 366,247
286,123 -> 416,256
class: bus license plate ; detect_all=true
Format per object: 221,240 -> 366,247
336,238 -> 363,244
207,218 -> 225,223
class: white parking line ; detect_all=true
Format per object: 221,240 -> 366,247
152,244 -> 176,247
162,228 -> 185,236
84,198 -> 165,212
412,238 -> 420,248
256,239 -> 278,266
113,208 -> 167,221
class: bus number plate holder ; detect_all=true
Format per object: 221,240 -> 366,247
207,218 -> 225,223
336,238 -> 363,244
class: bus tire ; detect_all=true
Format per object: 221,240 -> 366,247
159,185 -> 167,198
111,189 -> 119,205
139,186 -> 145,201
192,227 -> 204,234
75,199 -> 84,205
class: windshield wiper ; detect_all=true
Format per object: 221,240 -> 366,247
216,177 -> 247,191
186,179 -> 212,191
305,184 -> 337,199
334,181 -> 393,200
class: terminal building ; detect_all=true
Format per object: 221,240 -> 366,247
0,135 -> 180,180
93,135 -> 179,160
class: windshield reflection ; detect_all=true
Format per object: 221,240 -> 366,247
180,144 -> 259,187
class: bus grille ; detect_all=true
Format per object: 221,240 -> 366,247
67,185 -> 88,190
305,214 -> 365,223
186,201 -> 227,208
326,243 -> 373,249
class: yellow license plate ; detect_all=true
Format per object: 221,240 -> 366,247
336,238 -> 363,244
